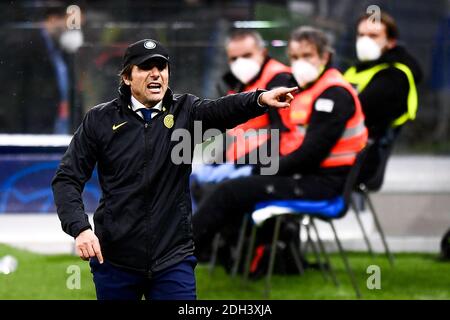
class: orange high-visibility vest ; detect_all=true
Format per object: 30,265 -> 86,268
226,58 -> 292,162
288,68 -> 368,167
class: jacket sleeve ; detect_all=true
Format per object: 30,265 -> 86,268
190,90 -> 267,135
51,110 -> 99,238
274,86 -> 355,176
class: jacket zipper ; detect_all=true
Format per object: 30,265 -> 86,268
143,121 -> 153,279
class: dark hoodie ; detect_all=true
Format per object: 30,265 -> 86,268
353,45 -> 423,139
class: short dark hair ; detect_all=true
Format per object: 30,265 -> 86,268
357,11 -> 399,40
289,26 -> 334,57
225,29 -> 265,49
118,64 -> 133,87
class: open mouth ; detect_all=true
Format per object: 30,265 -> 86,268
147,83 -> 162,93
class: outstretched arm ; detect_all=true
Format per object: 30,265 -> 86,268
191,87 -> 297,133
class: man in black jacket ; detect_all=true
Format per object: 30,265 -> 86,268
344,11 -> 422,185
51,38 -> 296,300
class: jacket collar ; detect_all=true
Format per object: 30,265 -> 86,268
354,46 -> 403,71
353,45 -> 423,83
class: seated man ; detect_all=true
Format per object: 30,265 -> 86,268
344,11 -> 422,187
217,29 -> 294,164
193,27 -> 368,273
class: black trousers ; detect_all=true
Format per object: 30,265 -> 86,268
192,173 -> 345,254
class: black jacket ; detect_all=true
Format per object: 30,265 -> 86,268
352,45 -> 423,139
349,46 -> 423,186
52,84 -> 266,275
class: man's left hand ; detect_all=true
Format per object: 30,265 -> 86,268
259,86 -> 298,108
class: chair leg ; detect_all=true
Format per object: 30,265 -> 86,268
305,220 -> 328,282
265,215 -> 283,299
301,221 -> 311,254
243,222 -> 257,281
363,189 -> 395,266
231,214 -> 249,278
288,241 -> 305,275
310,218 -> 339,287
286,217 -> 304,275
329,220 -> 362,299
351,195 -> 375,257
209,233 -> 221,276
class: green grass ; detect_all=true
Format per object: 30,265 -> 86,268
0,244 -> 449,300
0,244 -> 96,300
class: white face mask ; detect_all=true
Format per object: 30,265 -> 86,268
291,59 -> 320,87
356,36 -> 383,62
59,29 -> 84,53
230,57 -> 261,85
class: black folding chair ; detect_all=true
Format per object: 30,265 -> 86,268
241,143 -> 372,298
352,128 -> 400,266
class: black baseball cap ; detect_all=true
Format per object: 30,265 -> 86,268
122,39 -> 170,68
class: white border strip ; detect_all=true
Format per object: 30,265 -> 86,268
0,134 -> 73,147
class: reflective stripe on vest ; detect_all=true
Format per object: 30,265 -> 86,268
296,121 -> 366,139
226,59 -> 291,162
344,62 -> 418,127
289,68 -> 368,167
